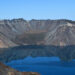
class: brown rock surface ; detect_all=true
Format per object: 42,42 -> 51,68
0,63 -> 40,75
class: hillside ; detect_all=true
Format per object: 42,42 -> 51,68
0,19 -> 75,47
0,62 -> 40,75
0,19 -> 75,62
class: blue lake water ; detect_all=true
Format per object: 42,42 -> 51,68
6,57 -> 75,75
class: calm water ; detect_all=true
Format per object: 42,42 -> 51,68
6,57 -> 75,75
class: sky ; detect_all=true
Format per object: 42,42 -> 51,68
0,0 -> 75,20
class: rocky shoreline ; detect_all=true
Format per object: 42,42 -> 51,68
0,62 -> 40,75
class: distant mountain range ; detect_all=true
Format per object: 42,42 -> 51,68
0,18 -> 75,48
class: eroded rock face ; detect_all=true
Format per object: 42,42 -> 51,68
0,19 -> 75,61
0,19 -> 75,47
0,62 -> 40,75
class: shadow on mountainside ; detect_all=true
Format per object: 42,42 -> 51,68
0,45 -> 75,62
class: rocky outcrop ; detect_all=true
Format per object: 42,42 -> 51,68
0,19 -> 75,47
0,62 -> 40,75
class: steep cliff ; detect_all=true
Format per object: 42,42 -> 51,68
0,19 -> 75,62
0,19 -> 75,47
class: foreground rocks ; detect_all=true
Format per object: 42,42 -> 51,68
0,63 -> 40,75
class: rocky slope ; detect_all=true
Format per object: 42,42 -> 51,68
0,62 -> 40,75
0,19 -> 75,62
0,19 -> 75,47
1,19 -> 75,75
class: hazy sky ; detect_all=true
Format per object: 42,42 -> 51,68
0,0 -> 75,20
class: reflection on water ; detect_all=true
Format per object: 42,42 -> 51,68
6,57 -> 75,75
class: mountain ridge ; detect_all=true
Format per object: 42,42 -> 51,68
0,19 -> 75,47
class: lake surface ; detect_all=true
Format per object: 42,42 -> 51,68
6,57 -> 75,75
